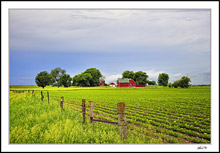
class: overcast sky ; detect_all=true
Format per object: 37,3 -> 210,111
9,9 -> 211,85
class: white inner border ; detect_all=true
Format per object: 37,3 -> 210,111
1,1 -> 219,152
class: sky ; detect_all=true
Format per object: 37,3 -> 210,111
9,9 -> 211,85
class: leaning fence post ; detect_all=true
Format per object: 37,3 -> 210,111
47,91 -> 49,104
89,101 -> 93,124
41,91 -> 44,101
117,102 -> 127,139
60,97 -> 64,111
82,99 -> 86,124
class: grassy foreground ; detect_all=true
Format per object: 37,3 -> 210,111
9,85 -> 211,144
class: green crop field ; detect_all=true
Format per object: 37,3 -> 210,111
9,85 -> 211,144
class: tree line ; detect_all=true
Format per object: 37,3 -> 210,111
122,70 -> 191,88
35,68 -> 191,88
35,67 -> 102,88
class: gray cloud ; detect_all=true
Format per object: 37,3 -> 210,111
70,14 -> 117,20
104,74 -> 122,84
9,9 -> 210,54
9,9 -> 211,85
169,71 -> 211,85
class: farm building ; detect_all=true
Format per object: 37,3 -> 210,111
117,78 -> 136,87
109,82 -> 116,87
117,78 -> 146,87
99,80 -> 105,86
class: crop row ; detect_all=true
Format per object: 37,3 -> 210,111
80,104 -> 210,140
125,105 -> 210,122
94,102 -> 210,124
83,108 -> 210,144
67,101 -> 210,136
93,99 -> 210,119
47,99 -> 210,135
47,98 -> 211,143
51,97 -> 211,142
48,94 -> 209,125
92,103 -> 210,130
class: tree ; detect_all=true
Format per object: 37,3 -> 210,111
35,71 -> 53,89
168,83 -> 172,88
84,68 -> 102,86
73,72 -> 92,87
72,68 -> 103,87
122,70 -> 134,79
133,71 -> 148,85
151,81 -> 156,85
60,74 -> 72,87
172,80 -> 179,88
50,67 -> 66,88
72,74 -> 80,86
147,80 -> 156,85
178,76 -> 191,88
158,73 -> 169,86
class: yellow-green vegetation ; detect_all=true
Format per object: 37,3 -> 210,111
9,85 -> 211,144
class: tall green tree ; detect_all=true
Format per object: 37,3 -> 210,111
172,80 -> 179,88
158,73 -> 169,86
72,72 -> 92,87
50,67 -> 66,88
147,80 -> 156,85
84,68 -> 102,86
151,81 -> 156,85
168,83 -> 172,88
35,71 -> 53,89
72,74 -> 80,86
60,74 -> 72,87
178,76 -> 191,88
133,71 -> 148,85
122,70 -> 134,79
72,68 -> 102,87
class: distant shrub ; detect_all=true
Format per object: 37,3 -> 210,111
168,83 -> 172,88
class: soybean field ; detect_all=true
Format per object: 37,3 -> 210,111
9,86 -> 211,144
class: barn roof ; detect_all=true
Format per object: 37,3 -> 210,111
118,78 -> 129,83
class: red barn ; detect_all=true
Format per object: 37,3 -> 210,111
109,82 -> 116,87
100,81 -> 105,86
117,78 -> 136,87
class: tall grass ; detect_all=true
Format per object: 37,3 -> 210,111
9,92 -> 153,144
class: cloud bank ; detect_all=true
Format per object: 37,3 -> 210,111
9,9 -> 211,85
10,9 -> 210,54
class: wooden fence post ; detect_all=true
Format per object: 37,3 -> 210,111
82,99 -> 86,124
41,91 -> 44,101
47,91 -> 49,104
117,102 -> 127,139
89,101 -> 93,124
60,97 -> 64,111
32,90 -> 34,95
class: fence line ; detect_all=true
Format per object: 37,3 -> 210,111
41,91 -> 44,101
10,90 -> 128,139
117,102 -> 127,139
47,91 -> 49,104
60,97 -> 64,112
89,101 -> 93,123
85,99 -> 127,139
82,99 -> 86,124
